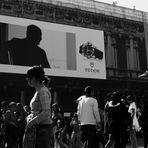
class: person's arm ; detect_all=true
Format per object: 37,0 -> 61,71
93,100 -> 101,126
77,103 -> 80,122
131,108 -> 135,120
70,118 -> 74,126
40,49 -> 51,68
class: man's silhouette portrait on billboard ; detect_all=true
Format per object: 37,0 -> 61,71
0,24 -> 50,68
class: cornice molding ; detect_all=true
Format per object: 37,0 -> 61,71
0,0 -> 144,37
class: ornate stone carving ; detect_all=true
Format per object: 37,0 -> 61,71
65,10 -> 73,22
82,13 -> 92,25
72,11 -> 83,24
0,0 -> 144,37
44,5 -> 54,19
55,7 -> 65,20
23,1 -> 34,16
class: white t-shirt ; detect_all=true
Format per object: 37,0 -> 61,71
77,95 -> 100,125
128,102 -> 141,131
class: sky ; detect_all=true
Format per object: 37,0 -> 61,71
95,0 -> 148,12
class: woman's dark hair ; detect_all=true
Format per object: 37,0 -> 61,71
27,65 -> 45,83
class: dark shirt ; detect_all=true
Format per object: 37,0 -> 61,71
107,102 -> 129,131
140,103 -> 148,130
0,38 -> 50,68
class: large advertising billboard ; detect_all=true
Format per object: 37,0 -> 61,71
0,15 -> 106,79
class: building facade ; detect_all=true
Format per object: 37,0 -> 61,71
0,0 -> 148,112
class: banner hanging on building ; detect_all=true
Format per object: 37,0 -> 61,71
0,15 -> 106,79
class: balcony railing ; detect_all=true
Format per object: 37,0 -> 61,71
107,67 -> 145,80
0,0 -> 148,23
31,0 -> 148,23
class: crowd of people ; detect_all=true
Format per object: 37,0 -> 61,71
0,65 -> 148,148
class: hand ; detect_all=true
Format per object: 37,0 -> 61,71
26,113 -> 33,123
96,122 -> 102,129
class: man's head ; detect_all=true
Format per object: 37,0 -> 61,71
112,91 -> 122,104
26,24 -> 42,45
84,86 -> 94,97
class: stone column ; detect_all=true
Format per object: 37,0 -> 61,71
125,39 -> 130,69
53,91 -> 58,104
20,90 -> 25,105
144,22 -> 148,69
106,32 -> 115,67
133,40 -> 140,70
129,35 -> 134,69
111,37 -> 117,68
106,32 -> 112,67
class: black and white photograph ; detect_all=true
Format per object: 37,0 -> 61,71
0,0 -> 148,148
